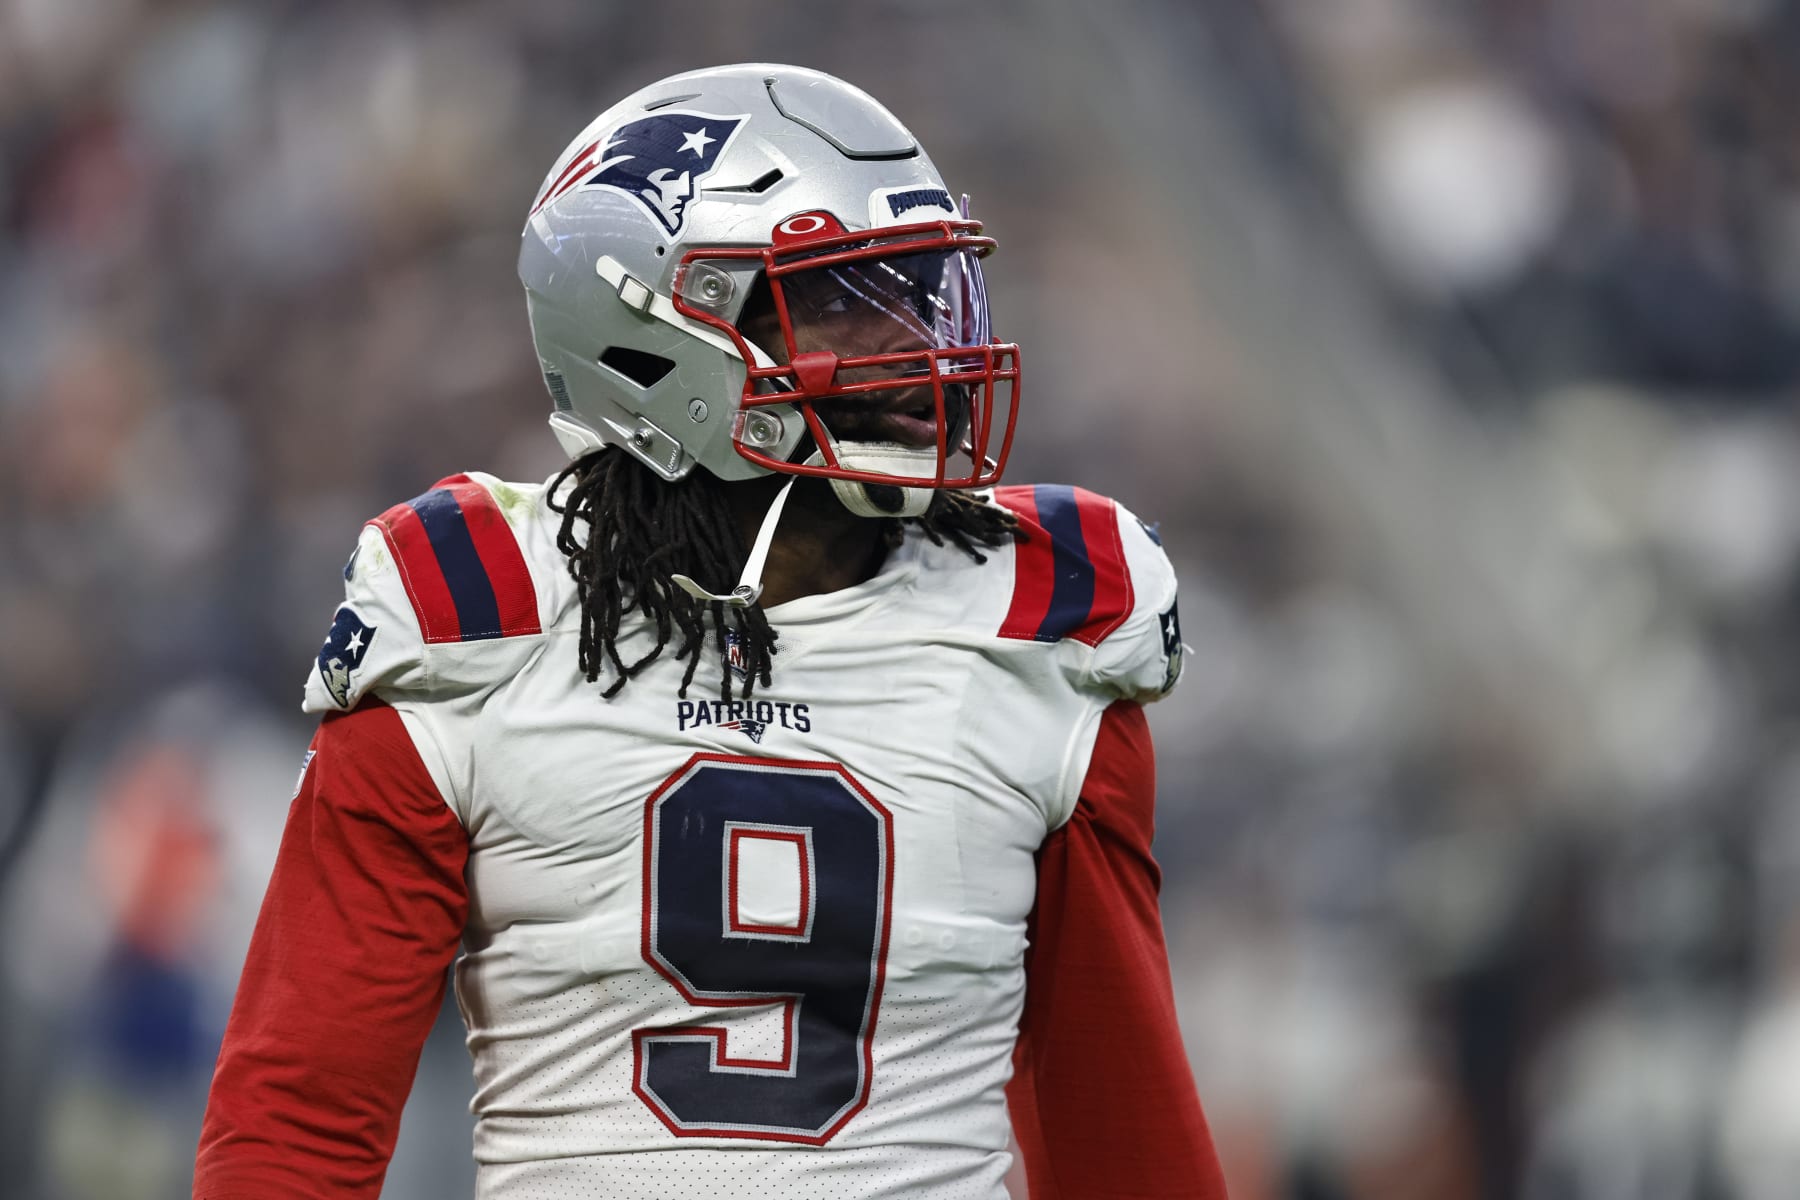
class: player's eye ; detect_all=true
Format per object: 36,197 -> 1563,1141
792,275 -> 859,317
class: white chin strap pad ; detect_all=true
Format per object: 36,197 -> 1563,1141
812,442 -> 936,518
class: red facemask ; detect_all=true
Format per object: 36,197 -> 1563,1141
672,210 -> 1021,490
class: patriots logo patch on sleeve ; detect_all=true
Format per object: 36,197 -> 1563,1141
1159,601 -> 1183,693
533,111 -> 747,236
317,606 -> 377,708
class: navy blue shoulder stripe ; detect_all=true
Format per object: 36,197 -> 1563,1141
371,475 -> 542,644
996,484 -> 1134,647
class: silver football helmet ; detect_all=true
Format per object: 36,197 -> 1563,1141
518,63 -> 1020,519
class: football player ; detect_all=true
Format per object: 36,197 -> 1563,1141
194,64 -> 1225,1199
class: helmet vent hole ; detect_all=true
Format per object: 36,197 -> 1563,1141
598,346 -> 677,389
708,169 -> 784,195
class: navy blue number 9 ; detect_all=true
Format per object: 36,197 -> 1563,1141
634,755 -> 894,1143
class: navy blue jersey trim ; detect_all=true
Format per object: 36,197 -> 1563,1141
1034,485 -> 1097,643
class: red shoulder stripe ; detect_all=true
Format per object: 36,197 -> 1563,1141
371,502 -> 463,644
995,485 -> 1056,641
996,485 -> 1135,646
437,475 -> 541,639
369,476 -> 540,645
1067,487 -> 1133,647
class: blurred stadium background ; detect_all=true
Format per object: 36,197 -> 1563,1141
4,1 -> 1800,1197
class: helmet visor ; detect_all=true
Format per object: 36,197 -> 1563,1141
675,218 -> 1020,489
772,246 -> 991,365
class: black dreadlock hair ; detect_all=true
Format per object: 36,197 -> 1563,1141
547,449 -> 1024,703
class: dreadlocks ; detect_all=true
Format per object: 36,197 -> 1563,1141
548,449 -> 1023,703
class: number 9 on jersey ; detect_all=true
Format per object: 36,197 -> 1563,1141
634,755 -> 895,1143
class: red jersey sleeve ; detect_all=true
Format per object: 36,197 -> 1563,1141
1007,700 -> 1228,1199
194,698 -> 469,1200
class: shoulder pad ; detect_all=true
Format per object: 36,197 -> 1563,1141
302,474 -> 547,714
994,485 -> 1182,701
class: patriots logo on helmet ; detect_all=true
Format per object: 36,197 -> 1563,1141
564,111 -> 747,237
317,606 -> 377,708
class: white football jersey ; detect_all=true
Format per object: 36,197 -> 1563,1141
301,469 -> 1180,1199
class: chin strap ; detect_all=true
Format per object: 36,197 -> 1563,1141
667,438 -> 936,607
816,437 -> 935,518
671,474 -> 797,609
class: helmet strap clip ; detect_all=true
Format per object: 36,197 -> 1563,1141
670,473 -> 797,609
